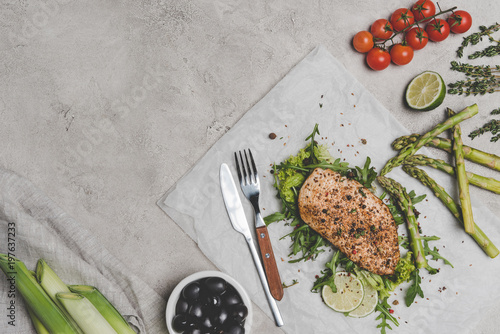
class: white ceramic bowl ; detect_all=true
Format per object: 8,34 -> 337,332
166,270 -> 253,333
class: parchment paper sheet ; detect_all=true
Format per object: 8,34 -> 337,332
158,45 -> 500,334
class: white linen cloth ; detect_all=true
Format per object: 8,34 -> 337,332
0,168 -> 167,333
159,45 -> 500,334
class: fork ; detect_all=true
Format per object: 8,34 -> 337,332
235,149 -> 284,301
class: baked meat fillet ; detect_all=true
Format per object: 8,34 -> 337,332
298,168 -> 400,275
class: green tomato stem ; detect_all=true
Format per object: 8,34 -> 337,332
376,6 -> 458,47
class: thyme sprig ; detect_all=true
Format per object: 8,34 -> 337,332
448,77 -> 500,96
456,23 -> 500,58
448,61 -> 500,95
451,24 -> 500,95
469,44 -> 500,59
469,118 -> 500,142
450,61 -> 500,77
469,107 -> 500,142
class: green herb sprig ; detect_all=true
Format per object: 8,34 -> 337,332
469,119 -> 500,142
456,23 -> 500,58
423,240 -> 454,267
311,251 -> 342,293
450,23 -> 500,95
405,268 -> 424,306
282,279 -> 299,288
375,298 -> 399,334
448,77 -> 500,95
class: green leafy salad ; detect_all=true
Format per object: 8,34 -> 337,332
264,124 -> 452,333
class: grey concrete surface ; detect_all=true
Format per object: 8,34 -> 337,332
1,0 -> 499,333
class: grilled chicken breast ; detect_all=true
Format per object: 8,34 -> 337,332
298,168 -> 400,275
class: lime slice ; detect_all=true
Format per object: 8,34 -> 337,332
348,282 -> 378,318
321,272 -> 364,313
405,71 -> 446,111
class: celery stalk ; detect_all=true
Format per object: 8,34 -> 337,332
27,308 -> 50,334
36,259 -> 84,333
57,292 -> 119,334
69,285 -> 136,334
0,254 -> 80,333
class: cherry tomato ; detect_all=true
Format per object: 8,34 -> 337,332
390,44 -> 414,65
405,27 -> 429,50
426,18 -> 450,42
448,10 -> 472,34
411,0 -> 436,23
366,48 -> 391,71
370,19 -> 393,40
353,31 -> 374,53
390,8 -> 415,32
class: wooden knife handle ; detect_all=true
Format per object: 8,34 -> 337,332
255,226 -> 284,301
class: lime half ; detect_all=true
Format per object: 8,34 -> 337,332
348,282 -> 378,318
321,272 -> 364,313
405,71 -> 446,111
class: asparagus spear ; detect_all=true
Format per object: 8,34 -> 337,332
381,104 -> 478,175
376,176 -> 434,273
405,155 -> 500,194
392,135 -> 500,172
391,134 -> 419,150
402,165 -> 499,258
449,108 -> 475,235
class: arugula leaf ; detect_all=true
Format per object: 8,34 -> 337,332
279,159 -> 351,173
399,235 -> 440,250
305,123 -> 320,163
355,157 -> 378,189
280,223 -> 328,263
408,190 -> 426,205
263,212 -> 287,225
398,235 -> 410,250
282,279 -> 299,288
424,240 -> 454,268
375,297 -> 399,334
405,268 -> 424,307
311,251 -> 342,292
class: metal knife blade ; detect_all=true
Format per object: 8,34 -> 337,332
220,163 -> 252,239
219,163 -> 284,327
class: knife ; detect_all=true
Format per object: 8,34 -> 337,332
219,163 -> 284,327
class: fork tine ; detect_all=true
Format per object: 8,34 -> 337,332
234,152 -> 243,183
243,150 -> 251,183
239,151 -> 249,185
247,149 -> 258,182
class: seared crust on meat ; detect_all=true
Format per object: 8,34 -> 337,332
298,168 -> 400,275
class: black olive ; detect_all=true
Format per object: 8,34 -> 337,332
175,297 -> 190,315
200,329 -> 214,334
182,282 -> 201,302
221,289 -> 241,307
212,307 -> 229,326
204,277 -> 227,295
230,304 -> 248,323
172,314 -> 189,332
224,322 -> 245,334
184,328 -> 203,334
200,315 -> 214,329
204,294 -> 222,308
188,302 -> 204,319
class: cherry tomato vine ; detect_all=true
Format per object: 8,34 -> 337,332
352,1 -> 472,70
